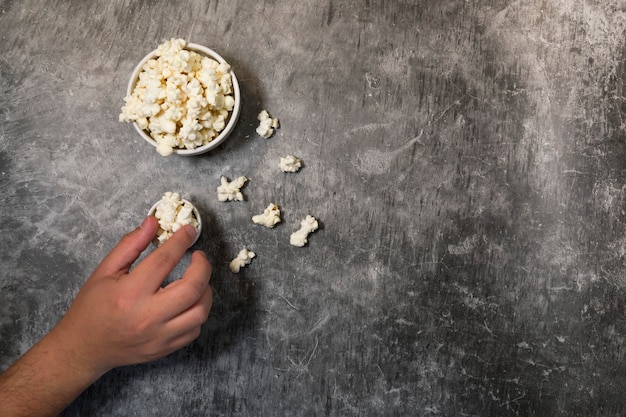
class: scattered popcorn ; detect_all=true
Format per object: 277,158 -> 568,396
290,215 -> 318,247
120,38 -> 235,156
252,203 -> 281,228
152,192 -> 200,245
229,248 -> 256,273
279,155 -> 302,173
217,176 -> 247,202
256,110 -> 279,139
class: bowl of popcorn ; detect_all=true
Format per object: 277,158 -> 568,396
148,192 -> 201,247
120,38 -> 241,156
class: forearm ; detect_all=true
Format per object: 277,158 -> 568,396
0,326 -> 104,417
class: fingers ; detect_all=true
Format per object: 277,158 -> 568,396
156,251 -> 212,320
93,216 -> 158,277
149,282 -> 212,358
163,287 -> 213,343
131,224 -> 198,293
163,327 -> 203,355
136,285 -> 211,362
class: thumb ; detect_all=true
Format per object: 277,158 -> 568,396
93,216 -> 159,277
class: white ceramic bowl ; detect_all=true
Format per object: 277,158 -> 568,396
126,43 -> 241,156
147,198 -> 202,247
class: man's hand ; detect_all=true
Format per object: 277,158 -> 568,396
55,215 -> 213,374
0,216 -> 213,417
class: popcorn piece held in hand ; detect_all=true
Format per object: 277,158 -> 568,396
252,203 -> 281,228
279,155 -> 302,173
230,248 -> 256,273
217,176 -> 247,202
290,215 -> 318,247
153,192 -> 200,245
256,110 -> 279,139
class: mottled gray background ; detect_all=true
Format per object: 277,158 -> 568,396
2,0 -> 626,416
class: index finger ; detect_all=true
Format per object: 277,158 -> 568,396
130,224 -> 198,292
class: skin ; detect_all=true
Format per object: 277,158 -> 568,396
0,216 -> 213,417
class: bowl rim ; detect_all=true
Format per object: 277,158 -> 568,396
126,42 -> 241,156
147,197 -> 202,247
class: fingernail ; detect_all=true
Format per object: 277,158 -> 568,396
183,224 -> 197,239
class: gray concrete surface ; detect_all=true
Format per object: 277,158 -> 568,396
2,1 -> 626,415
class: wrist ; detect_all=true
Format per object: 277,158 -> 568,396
45,322 -> 111,382
0,327 -> 106,417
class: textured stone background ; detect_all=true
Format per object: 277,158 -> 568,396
2,0 -> 626,416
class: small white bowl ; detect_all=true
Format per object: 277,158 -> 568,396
147,198 -> 202,247
126,43 -> 241,156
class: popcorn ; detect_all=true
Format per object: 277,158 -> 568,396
256,110 -> 279,139
217,176 -> 247,202
279,155 -> 302,173
252,203 -> 281,228
156,143 -> 174,157
289,215 -> 318,247
152,192 -> 200,245
120,38 -> 235,156
229,248 -> 256,273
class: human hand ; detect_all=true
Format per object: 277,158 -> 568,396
49,215 -> 213,379
0,216 -> 212,417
